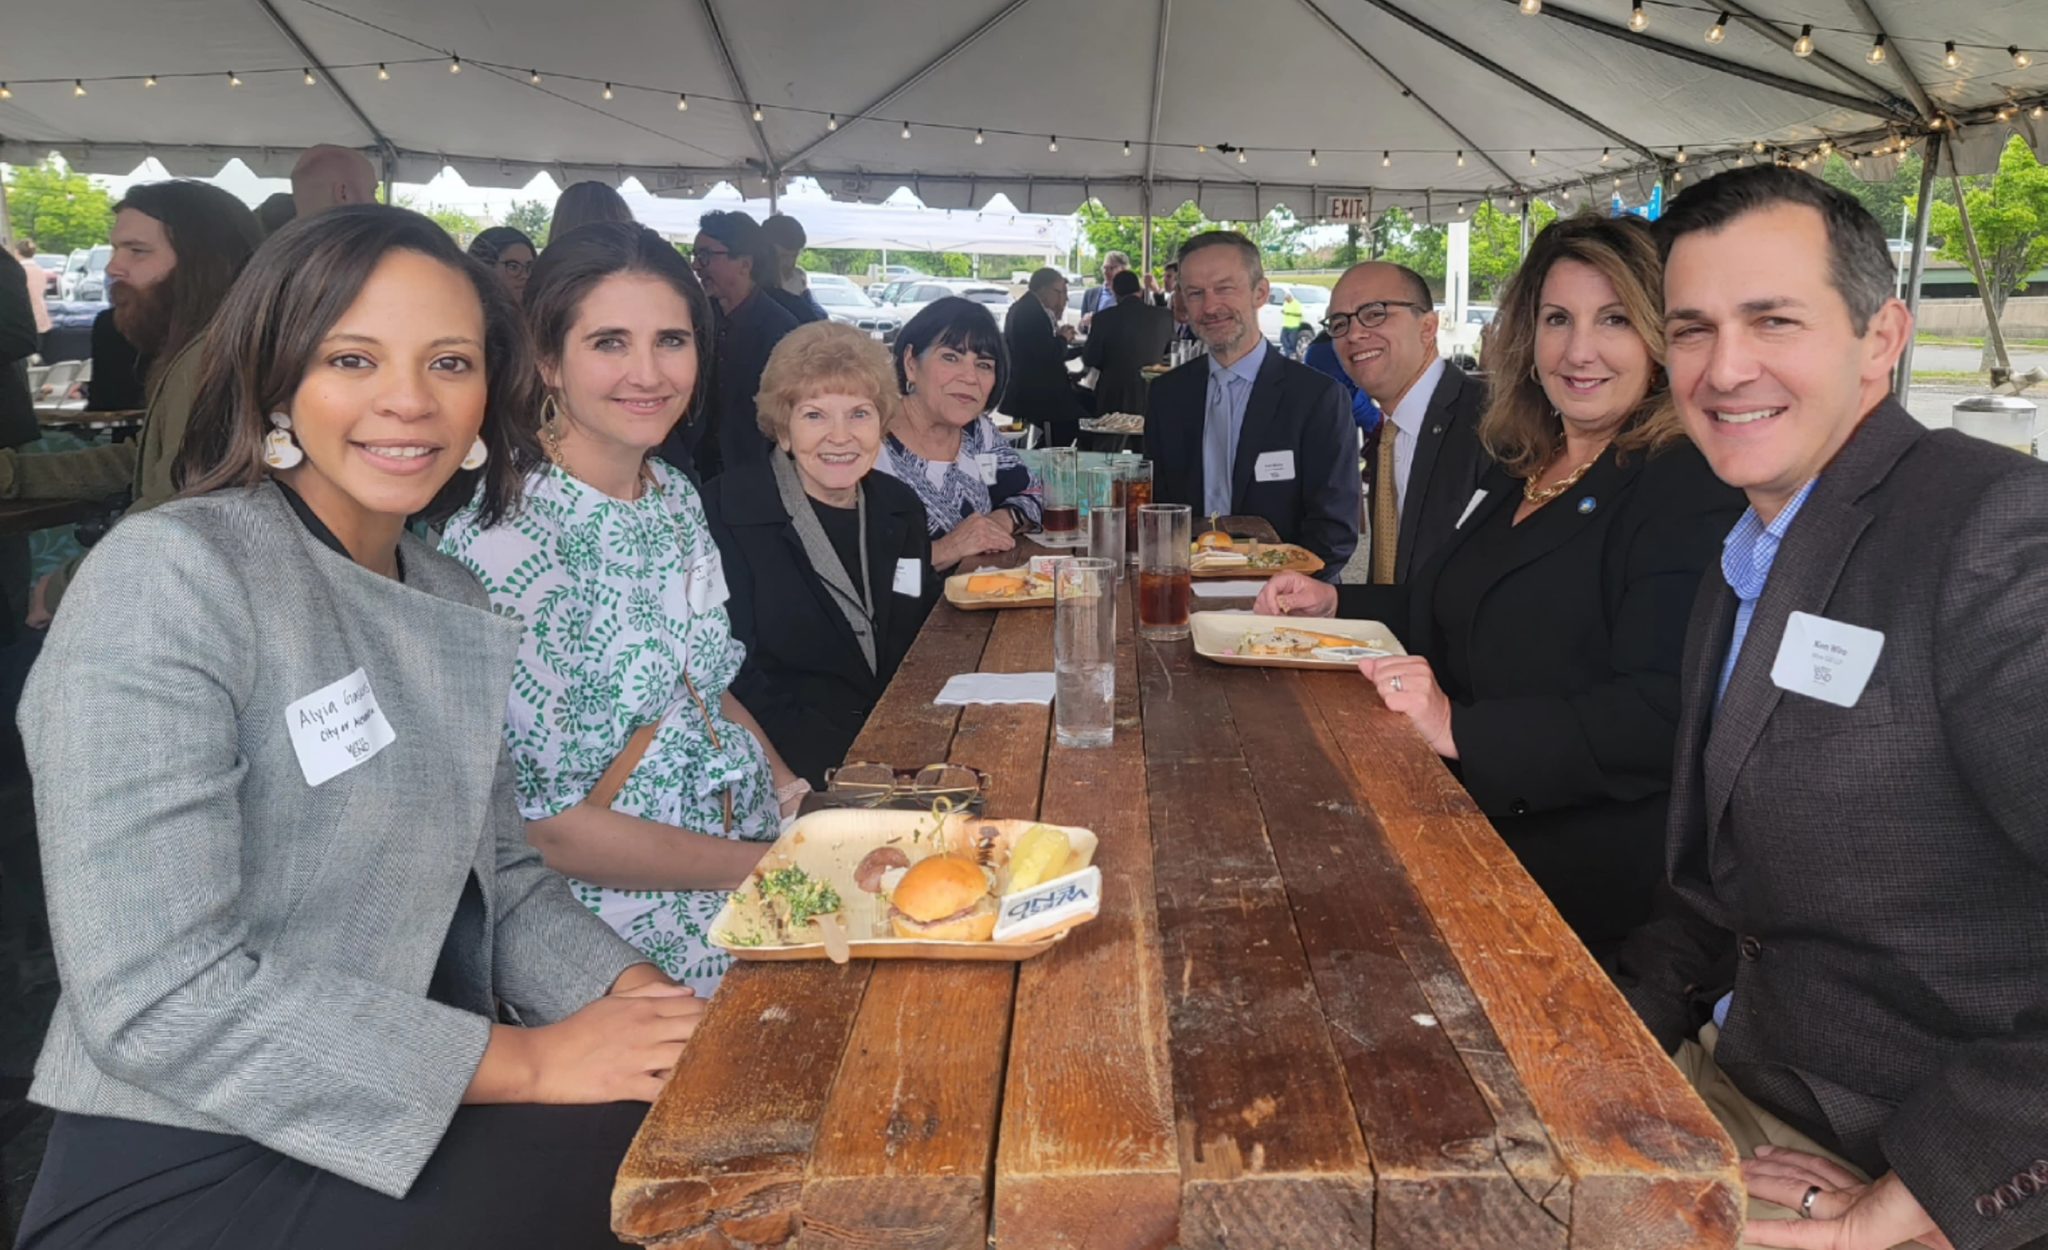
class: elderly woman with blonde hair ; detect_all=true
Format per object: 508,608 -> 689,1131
1257,211 -> 1743,951
703,320 -> 938,786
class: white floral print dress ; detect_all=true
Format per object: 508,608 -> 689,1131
441,461 -> 778,994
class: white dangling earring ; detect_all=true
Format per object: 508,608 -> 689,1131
460,436 -> 489,470
263,412 -> 304,469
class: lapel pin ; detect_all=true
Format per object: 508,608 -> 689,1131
1431,424 -> 1444,434
1578,496 -> 1598,514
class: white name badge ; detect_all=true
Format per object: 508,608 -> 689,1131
1455,488 -> 1489,529
1253,450 -> 1296,482
893,557 -> 923,597
992,865 -> 1104,943
1770,610 -> 1885,708
975,452 -> 1000,485
285,667 -> 396,787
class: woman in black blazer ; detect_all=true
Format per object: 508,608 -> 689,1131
1259,213 -> 1743,950
705,321 -> 938,788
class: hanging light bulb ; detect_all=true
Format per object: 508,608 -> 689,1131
2034,104 -> 2047,120
448,55 -> 461,74
530,69 -> 542,84
1943,41 -> 1960,69
378,63 -> 390,80
676,93 -> 688,111
1706,13 -> 1728,44
602,82 -> 614,99
828,114 -> 839,130
1049,135 -> 1059,152
303,68 -> 317,86
1852,153 -> 1863,167
1236,147 -> 1247,163
1458,201 -> 1468,215
1628,2 -> 1648,33
2012,46 -> 2033,69
1613,175 -> 1622,189
1674,170 -> 1684,184
901,121 -> 911,139
1123,139 -> 1132,156
1456,149 -> 1466,166
1519,0 -> 1542,13
1998,102 -> 2016,121
1197,144 -> 1207,153
74,79 -> 87,96
1600,147 -> 1611,164
144,74 -> 158,88
1754,139 -> 1766,153
1866,34 -> 1886,65
1676,146 -> 1688,164
1381,150 -> 1391,167
1529,149 -> 1539,166
1309,149 -> 1319,167
1817,138 -> 1833,155
1793,25 -> 1814,57
1737,152 -> 1748,165
227,71 -> 242,88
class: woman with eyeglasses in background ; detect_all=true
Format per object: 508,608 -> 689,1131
468,226 -> 537,302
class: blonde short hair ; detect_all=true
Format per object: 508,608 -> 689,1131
755,320 -> 900,442
1480,210 -> 1682,479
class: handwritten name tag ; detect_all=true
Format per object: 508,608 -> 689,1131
975,452 -> 1000,485
894,557 -> 923,597
1254,450 -> 1296,482
285,667 -> 396,787
993,865 -> 1103,943
1771,610 -> 1884,708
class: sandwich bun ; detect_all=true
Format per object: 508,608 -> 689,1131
888,854 -> 998,941
1194,530 -> 1235,551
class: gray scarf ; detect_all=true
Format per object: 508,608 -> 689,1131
772,452 -> 877,674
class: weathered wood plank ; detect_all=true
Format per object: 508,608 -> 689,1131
1225,669 -> 1570,1250
796,605 -> 1052,1248
1298,671 -> 1742,1250
994,577 -> 1179,1250
1139,642 -> 1375,1249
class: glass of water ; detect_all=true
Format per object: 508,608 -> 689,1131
1053,557 -> 1117,748
1088,504 -> 1125,580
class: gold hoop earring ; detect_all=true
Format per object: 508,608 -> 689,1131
539,393 -> 566,467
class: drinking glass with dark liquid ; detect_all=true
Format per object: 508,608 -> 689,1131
1040,446 -> 1080,543
1119,460 -> 1154,566
1137,503 -> 1192,641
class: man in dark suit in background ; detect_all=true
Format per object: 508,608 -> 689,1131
1078,250 -> 1127,328
1144,231 -> 1357,576
1327,261 -> 1488,584
1082,269 -> 1173,417
1616,165 -> 2048,1250
1001,267 -> 1087,446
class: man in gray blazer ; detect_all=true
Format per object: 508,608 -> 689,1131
1618,166 -> 2048,1250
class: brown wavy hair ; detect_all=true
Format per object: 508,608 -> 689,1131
1480,210 -> 1681,479
175,205 -> 542,528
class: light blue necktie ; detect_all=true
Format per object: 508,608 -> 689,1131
1203,375 -> 1235,517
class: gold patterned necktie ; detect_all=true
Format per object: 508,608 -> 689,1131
1369,427 -> 1399,584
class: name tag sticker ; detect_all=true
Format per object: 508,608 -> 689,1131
285,667 -> 396,787
1456,488 -> 1489,529
1253,450 -> 1296,482
992,865 -> 1103,943
1770,610 -> 1884,708
975,452 -> 1000,485
893,557 -> 922,597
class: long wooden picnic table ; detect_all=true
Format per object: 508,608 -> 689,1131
613,542 -> 1740,1249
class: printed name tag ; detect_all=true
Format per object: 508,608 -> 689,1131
992,865 -> 1104,942
1770,610 -> 1884,708
893,557 -> 923,597
1253,450 -> 1296,482
975,452 -> 1000,485
1456,489 -> 1489,529
285,667 -> 396,787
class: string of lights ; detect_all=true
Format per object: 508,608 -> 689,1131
1506,0 -> 2043,67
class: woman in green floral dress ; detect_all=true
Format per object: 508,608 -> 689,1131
443,223 -> 810,994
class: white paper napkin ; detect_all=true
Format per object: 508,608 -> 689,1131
934,672 -> 1058,706
1192,579 -> 1268,599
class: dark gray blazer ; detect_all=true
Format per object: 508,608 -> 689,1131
1391,362 -> 1490,583
1619,401 -> 2048,1250
21,485 -> 644,1198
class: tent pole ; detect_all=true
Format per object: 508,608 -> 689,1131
1943,139 -> 2012,383
768,175 -> 779,215
1519,200 -> 1531,258
1893,131 -> 1941,399
380,147 -> 396,207
1140,181 -> 1155,280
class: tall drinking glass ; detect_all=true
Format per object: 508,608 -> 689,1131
1137,504 -> 1192,641
1088,504 -> 1125,579
1082,465 -> 1116,524
1054,557 -> 1117,748
1040,446 -> 1080,543
1119,459 -> 1154,566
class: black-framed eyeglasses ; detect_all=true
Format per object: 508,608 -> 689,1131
691,245 -> 731,265
498,258 -> 531,277
1325,300 -> 1430,337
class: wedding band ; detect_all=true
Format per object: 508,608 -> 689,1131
1389,676 -> 1405,693
1800,1184 -> 1822,1219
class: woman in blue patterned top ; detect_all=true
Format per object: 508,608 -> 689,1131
872,297 -> 1041,570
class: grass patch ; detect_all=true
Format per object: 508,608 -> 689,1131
1911,370 -> 1991,385
1916,335 -> 2048,350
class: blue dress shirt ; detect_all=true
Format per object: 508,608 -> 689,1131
1202,337 -> 1268,518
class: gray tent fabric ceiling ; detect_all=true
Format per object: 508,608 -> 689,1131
1,0 -> 2043,221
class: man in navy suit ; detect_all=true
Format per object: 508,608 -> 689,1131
1142,232 -> 1358,575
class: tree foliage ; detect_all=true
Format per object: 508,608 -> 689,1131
4,157 -> 115,254
503,198 -> 553,248
1468,200 -> 1559,298
396,196 -> 479,246
1816,151 -> 1939,235
1075,200 -> 1209,275
1928,136 -> 2048,368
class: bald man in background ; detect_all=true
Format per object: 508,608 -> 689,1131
290,145 -> 378,218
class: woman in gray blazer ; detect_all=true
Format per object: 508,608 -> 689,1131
16,207 -> 701,1249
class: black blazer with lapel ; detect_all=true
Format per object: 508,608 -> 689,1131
1144,348 -> 1361,575
1001,294 -> 1088,433
703,458 -> 938,787
1392,362 -> 1492,582
1338,439 -> 1743,946
658,288 -> 799,482
1618,402 -> 2048,1250
1081,297 -> 1174,416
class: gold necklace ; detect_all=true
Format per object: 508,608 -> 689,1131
1522,453 -> 1598,506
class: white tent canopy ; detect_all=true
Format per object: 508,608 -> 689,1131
623,187 -> 1074,256
2,0 -> 2044,223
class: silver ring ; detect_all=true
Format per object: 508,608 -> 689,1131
1389,675 -> 1405,693
1800,1185 -> 1822,1219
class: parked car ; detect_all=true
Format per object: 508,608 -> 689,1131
60,248 -> 92,300
31,253 -> 64,293
882,279 -> 1014,327
72,245 -> 114,302
811,282 -> 902,343
1257,281 -> 1328,348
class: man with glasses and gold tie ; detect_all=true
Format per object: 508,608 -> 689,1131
1142,231 -> 1359,577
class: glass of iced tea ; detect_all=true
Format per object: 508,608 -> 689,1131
1039,446 -> 1080,543
1137,503 -> 1192,641
1118,459 -> 1154,566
